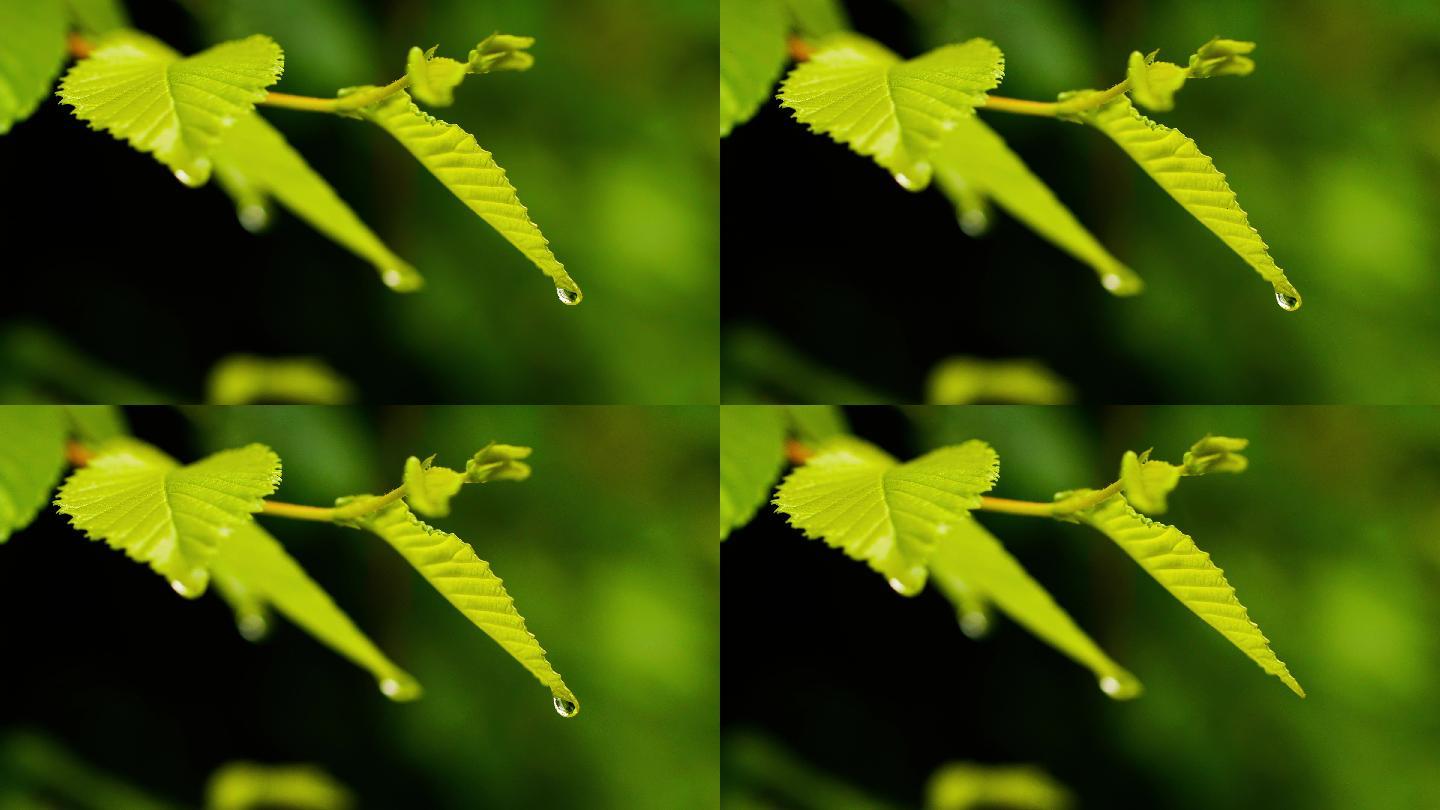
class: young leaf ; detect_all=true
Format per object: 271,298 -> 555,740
783,0 -> 849,38
931,518 -> 1141,698
1084,96 -> 1302,309
720,0 -> 789,137
1071,493 -> 1304,696
402,455 -> 465,518
926,763 -> 1072,810
773,437 -> 998,594
206,762 -> 353,810
0,406 -> 68,542
933,116 -> 1142,294
406,46 -> 467,107
1183,435 -> 1249,475
353,500 -> 578,715
0,0 -> 68,134
464,442 -> 532,483
55,441 -> 282,597
1125,51 -> 1187,112
1119,449 -> 1182,515
720,406 -> 788,540
1188,37 -> 1256,78
209,520 -> 421,700
359,90 -> 583,304
778,34 -> 1004,190
205,352 -> 356,404
58,32 -> 284,187
210,113 -> 422,291
63,0 -> 130,35
925,355 -> 1075,404
467,33 -> 536,74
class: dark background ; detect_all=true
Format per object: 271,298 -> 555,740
722,0 -> 1440,404
0,406 -> 718,808
0,0 -> 717,404
723,405 -> 1440,808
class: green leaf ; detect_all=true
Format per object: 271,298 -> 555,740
778,34 -> 1004,190
205,762 -> 353,810
1188,37 -> 1255,78
205,353 -> 356,404
774,437 -> 998,594
402,455 -> 465,518
467,33 -> 535,74
64,0 -> 129,34
934,116 -> 1140,294
55,440 -> 282,597
0,406 -> 68,542
359,90 -> 582,304
0,0 -> 68,134
1125,50 -> 1187,112
1119,449 -> 1182,515
926,762 -> 1072,810
720,406 -> 788,540
209,520 -> 420,700
1183,434 -> 1249,475
58,32 -> 284,186
1084,96 -> 1302,309
783,0 -> 849,37
63,405 -> 128,445
406,45 -> 467,107
720,0 -> 789,137
1071,493 -> 1304,697
210,113 -> 422,291
931,518 -> 1140,698
353,500 -> 578,715
925,355 -> 1075,404
786,405 -> 847,444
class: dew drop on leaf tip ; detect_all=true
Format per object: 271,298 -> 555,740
959,611 -> 990,639
237,614 -> 269,642
238,204 -> 270,233
1275,291 -> 1301,311
553,695 -> 579,718
379,677 -> 420,701
556,286 -> 581,305
887,576 -> 920,596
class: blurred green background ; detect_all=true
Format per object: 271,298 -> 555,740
724,405 -> 1440,808
0,0 -> 717,404
722,0 -> 1440,403
0,405 -> 718,809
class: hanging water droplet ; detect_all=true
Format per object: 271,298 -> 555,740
1275,291 -> 1300,311
1097,674 -> 1140,699
173,158 -> 210,188
1099,676 -> 1121,695
238,204 -> 270,233
959,611 -> 990,639
894,172 -> 915,190
1102,273 -> 1123,291
237,613 -> 269,642
377,676 -> 421,701
173,168 -> 196,186
169,579 -> 190,597
382,268 -> 405,288
380,679 -> 402,697
553,695 -> 579,717
959,209 -> 988,237
556,286 -> 580,305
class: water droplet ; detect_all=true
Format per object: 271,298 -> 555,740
959,209 -> 988,236
959,611 -> 990,639
238,204 -> 270,233
1275,291 -> 1301,311
894,172 -> 915,190
1102,273 -> 1123,291
553,695 -> 579,717
1099,676 -> 1121,695
1097,675 -> 1141,699
173,158 -> 210,188
382,269 -> 405,288
173,168 -> 195,186
380,679 -> 402,697
237,613 -> 269,642
556,286 -> 580,305
169,579 -> 190,596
